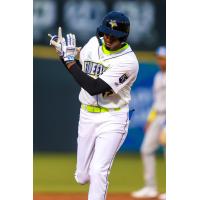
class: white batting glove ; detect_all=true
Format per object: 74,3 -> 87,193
48,27 -> 66,57
62,33 -> 77,64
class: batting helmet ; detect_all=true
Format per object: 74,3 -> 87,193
96,11 -> 130,42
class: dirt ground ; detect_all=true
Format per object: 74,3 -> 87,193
34,193 -> 160,200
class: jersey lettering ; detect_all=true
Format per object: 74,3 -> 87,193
83,61 -> 107,77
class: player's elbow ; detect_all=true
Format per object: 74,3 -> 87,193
86,79 -> 111,96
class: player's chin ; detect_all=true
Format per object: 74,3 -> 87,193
105,44 -> 118,51
105,43 -> 112,49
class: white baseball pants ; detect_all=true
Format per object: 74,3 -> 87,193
75,108 -> 129,200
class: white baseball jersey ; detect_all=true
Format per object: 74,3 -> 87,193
79,36 -> 139,109
152,71 -> 166,113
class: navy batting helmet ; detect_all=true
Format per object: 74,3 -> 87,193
96,11 -> 130,42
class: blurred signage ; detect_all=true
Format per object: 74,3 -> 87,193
33,0 -> 165,50
33,0 -> 57,41
63,0 -> 106,41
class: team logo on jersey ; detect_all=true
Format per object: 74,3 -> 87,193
119,73 -> 128,84
109,20 -> 118,29
84,61 -> 107,77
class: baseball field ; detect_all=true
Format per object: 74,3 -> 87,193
33,153 -> 165,200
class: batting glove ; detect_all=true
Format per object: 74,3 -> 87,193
48,27 -> 66,57
62,33 -> 77,64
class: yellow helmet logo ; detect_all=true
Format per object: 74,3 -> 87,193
109,20 -> 118,29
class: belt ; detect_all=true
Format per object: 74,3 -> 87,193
81,104 -> 121,113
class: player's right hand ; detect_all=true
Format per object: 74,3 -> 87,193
48,34 -> 58,46
48,27 -> 66,57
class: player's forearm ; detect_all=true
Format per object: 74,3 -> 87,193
61,61 -> 112,96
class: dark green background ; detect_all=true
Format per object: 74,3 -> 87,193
34,58 -> 80,152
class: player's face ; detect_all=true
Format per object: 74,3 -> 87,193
103,34 -> 122,51
157,56 -> 166,71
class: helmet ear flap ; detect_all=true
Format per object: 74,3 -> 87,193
96,27 -> 104,38
96,27 -> 103,45
119,36 -> 128,43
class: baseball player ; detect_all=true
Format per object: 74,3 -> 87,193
131,46 -> 166,198
48,11 -> 139,200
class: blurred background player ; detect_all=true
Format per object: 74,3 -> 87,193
131,46 -> 166,198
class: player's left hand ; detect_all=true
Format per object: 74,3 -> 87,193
62,33 -> 77,64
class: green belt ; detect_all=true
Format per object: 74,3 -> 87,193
81,104 -> 121,113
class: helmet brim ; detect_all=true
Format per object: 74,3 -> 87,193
97,25 -> 127,38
